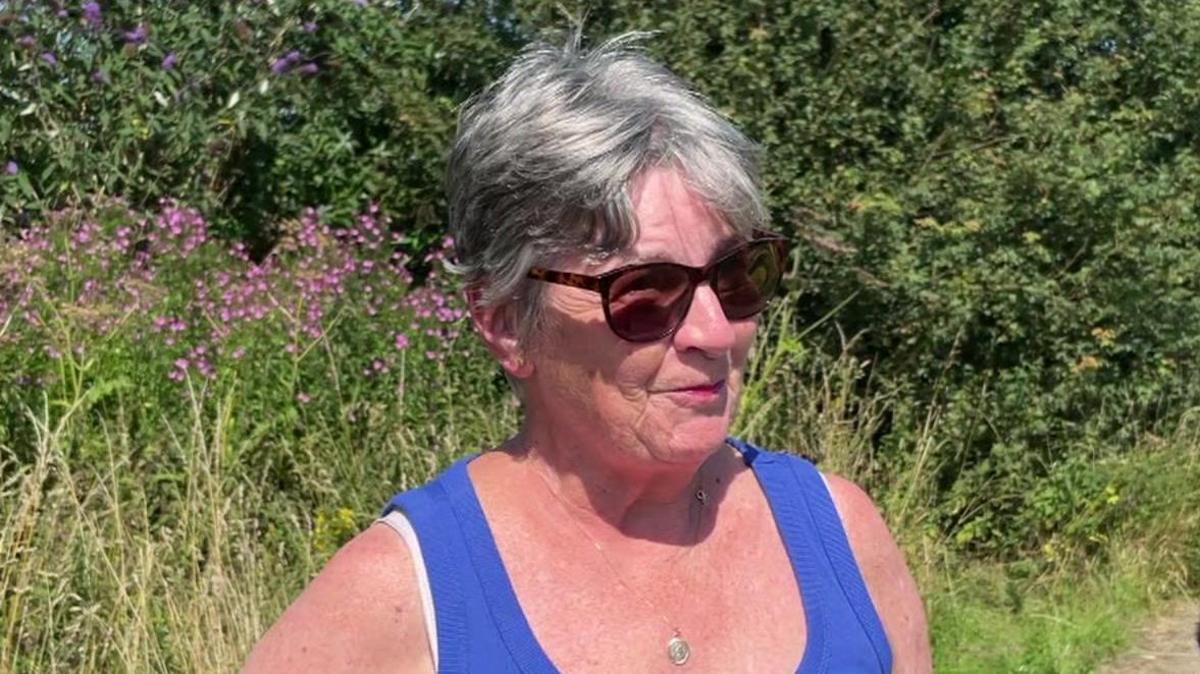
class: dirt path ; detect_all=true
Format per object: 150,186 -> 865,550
1097,601 -> 1199,674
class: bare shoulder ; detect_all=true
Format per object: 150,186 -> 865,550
240,522 -> 434,674
823,473 -> 933,674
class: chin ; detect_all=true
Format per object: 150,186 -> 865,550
647,418 -> 733,464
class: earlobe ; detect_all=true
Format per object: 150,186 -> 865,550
466,287 -> 533,379
506,352 -> 533,379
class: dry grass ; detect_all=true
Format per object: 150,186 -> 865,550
1,393 -> 286,673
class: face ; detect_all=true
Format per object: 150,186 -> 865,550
522,167 -> 758,469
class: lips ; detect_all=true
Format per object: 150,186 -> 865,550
669,380 -> 725,394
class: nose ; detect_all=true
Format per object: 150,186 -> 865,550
672,283 -> 735,355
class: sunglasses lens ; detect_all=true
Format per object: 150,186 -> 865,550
715,241 -> 783,320
607,265 -> 693,341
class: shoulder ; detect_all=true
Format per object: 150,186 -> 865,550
822,473 -> 933,674
240,522 -> 434,674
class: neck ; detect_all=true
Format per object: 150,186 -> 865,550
503,416 -> 732,545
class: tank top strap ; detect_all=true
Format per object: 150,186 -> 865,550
437,456 -> 561,673
382,459 -> 473,674
791,458 -> 893,671
728,437 -> 894,673
385,456 -> 557,674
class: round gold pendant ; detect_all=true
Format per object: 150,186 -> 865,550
667,635 -> 691,665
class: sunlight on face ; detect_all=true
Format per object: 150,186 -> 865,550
525,167 -> 758,468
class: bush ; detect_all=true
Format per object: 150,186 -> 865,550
0,197 -> 503,493
0,0 -> 517,245
582,0 -> 1200,554
4,0 -> 1199,558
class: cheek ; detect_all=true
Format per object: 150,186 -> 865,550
733,321 -> 758,363
714,321 -> 758,414
535,314 -> 664,410
601,345 -> 668,405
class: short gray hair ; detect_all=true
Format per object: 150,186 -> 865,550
446,32 -> 767,340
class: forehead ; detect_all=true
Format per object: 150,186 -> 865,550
618,168 -> 742,266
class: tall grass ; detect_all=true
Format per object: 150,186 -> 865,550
926,415 -> 1200,673
3,391 -> 270,672
0,364 -> 520,673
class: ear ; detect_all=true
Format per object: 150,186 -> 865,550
466,286 -> 534,379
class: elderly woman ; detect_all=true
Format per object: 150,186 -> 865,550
243,34 -> 930,674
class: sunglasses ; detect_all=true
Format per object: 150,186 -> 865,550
527,234 -> 788,342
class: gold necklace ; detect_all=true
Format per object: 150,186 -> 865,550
533,467 -> 710,667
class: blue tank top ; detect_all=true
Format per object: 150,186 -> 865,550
382,438 -> 893,673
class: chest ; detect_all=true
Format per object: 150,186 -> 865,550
482,482 -> 809,673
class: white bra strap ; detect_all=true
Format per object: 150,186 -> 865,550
819,472 -> 851,528
377,510 -> 438,670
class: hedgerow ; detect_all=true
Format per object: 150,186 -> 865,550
3,0 -> 1199,559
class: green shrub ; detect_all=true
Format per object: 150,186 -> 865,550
5,0 -> 1200,559
578,0 -> 1200,554
0,0 -> 516,245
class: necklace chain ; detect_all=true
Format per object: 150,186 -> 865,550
532,466 -> 709,666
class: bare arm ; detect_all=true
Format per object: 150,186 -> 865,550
240,523 -> 435,674
824,474 -> 933,674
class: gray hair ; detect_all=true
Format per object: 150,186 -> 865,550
446,32 -> 767,341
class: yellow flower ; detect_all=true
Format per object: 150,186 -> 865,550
1090,327 -> 1116,347
1072,355 -> 1102,373
1104,484 -> 1120,506
313,506 -> 360,558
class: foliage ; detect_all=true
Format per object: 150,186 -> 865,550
555,0 -> 1200,554
0,197 -> 505,505
0,0 -> 517,247
0,196 -> 516,672
2,271 -> 1196,670
4,1 -> 1199,670
927,420 -> 1200,673
7,0 -> 1198,555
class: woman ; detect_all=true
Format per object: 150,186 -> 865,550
243,33 -> 931,673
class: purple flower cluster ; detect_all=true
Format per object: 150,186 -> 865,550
151,200 -> 210,258
151,315 -> 188,346
271,50 -> 302,74
124,24 -> 148,45
82,2 -> 102,29
270,50 -> 318,76
170,344 -> 214,381
2,199 -> 469,400
2,210 -> 139,349
0,232 -> 41,338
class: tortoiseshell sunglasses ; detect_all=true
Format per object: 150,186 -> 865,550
527,234 -> 788,342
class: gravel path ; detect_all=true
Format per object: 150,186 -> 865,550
1097,601 -> 1199,674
